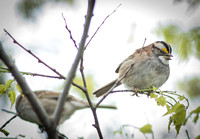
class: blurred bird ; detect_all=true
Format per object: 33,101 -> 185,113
15,90 -> 116,126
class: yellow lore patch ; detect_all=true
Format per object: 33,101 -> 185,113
162,48 -> 168,53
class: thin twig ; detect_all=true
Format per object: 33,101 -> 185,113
0,66 -> 85,91
3,29 -> 86,92
80,58 -> 87,89
79,56 -> 95,110
62,6 -> 89,102
162,94 -> 177,103
95,80 -> 120,107
163,91 -> 189,109
0,109 -> 23,130
62,13 -> 78,49
62,4 -> 122,138
1,66 -> 86,93
3,29 -> 66,80
0,67 -> 62,79
139,38 -> 147,55
115,124 -> 154,139
1,109 -> 16,115
0,42 -> 51,130
77,1 -> 103,138
79,55 -> 103,137
21,72 -> 62,79
143,38 -> 147,47
85,4 -> 122,49
185,130 -> 190,139
111,89 -> 134,94
53,0 -> 96,136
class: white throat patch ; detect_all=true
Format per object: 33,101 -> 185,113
158,56 -> 169,65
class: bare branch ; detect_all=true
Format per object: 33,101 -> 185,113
62,1 -> 106,138
0,67 -> 63,79
0,109 -> 23,130
77,7 -> 124,137
3,29 -> 66,80
85,4 -> 122,49
143,38 -> 147,46
62,13 -> 78,49
21,72 -> 62,79
79,57 -> 103,138
80,59 -> 87,88
0,42 -> 51,129
1,109 -> 16,114
53,0 -> 96,130
3,29 -> 86,92
139,38 -> 147,55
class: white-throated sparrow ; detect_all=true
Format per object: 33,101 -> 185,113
93,41 -> 173,97
15,90 -> 116,125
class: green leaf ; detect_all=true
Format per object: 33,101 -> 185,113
166,104 -> 170,110
125,133 -> 129,137
168,117 -> 172,132
0,128 -> 9,136
113,126 -> 123,135
175,124 -> 181,135
139,124 -> 152,134
150,93 -> 158,98
193,114 -> 199,123
156,96 -> 166,107
163,102 -> 181,116
178,95 -> 185,101
171,104 -> 186,135
152,86 -> 157,92
196,135 -> 200,139
8,90 -> 16,108
0,84 -> 7,95
192,106 -> 200,113
72,74 -> 96,99
0,79 -> 14,95
173,104 -> 186,125
184,106 -> 200,124
6,79 -> 14,88
17,0 -> 74,20
165,102 -> 187,135
16,83 -> 22,93
18,134 -> 26,138
156,25 -> 200,60
178,77 -> 200,98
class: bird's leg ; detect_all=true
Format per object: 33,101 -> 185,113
147,90 -> 154,97
131,87 -> 140,96
38,125 -> 46,133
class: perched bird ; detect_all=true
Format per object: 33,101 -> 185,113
93,41 -> 172,97
15,90 -> 116,125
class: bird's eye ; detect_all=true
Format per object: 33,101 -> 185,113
159,49 -> 163,53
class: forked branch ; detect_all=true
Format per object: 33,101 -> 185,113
3,29 -> 86,92
53,0 -> 96,131
0,42 -> 52,135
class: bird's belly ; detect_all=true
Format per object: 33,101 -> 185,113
122,64 -> 169,89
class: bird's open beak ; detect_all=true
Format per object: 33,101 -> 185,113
164,54 -> 173,60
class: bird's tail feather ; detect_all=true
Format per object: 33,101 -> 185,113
93,79 -> 121,97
